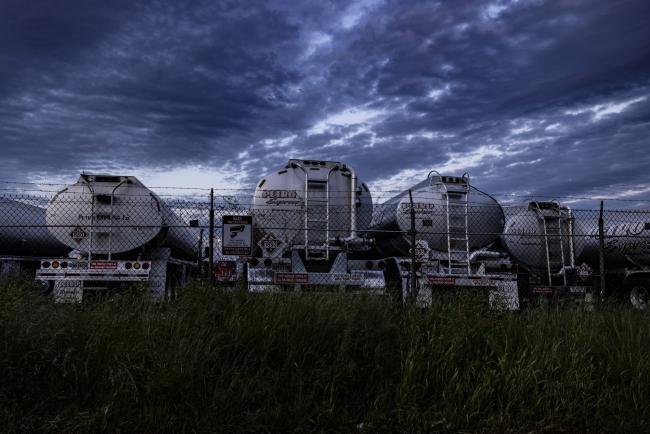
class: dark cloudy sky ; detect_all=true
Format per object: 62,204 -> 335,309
1,0 -> 649,204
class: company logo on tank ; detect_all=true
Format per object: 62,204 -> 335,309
400,202 -> 434,215
262,190 -> 301,206
589,222 -> 650,254
77,214 -> 131,221
604,238 -> 650,255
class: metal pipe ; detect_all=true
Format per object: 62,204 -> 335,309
427,170 -> 442,185
85,182 -> 95,263
598,200 -> 606,300
291,162 -> 309,249
326,165 -> 337,243
209,188 -> 214,286
107,178 -> 129,261
468,249 -> 506,262
349,165 -> 358,239
408,189 -> 417,303
198,228 -> 204,273
567,206 -> 575,268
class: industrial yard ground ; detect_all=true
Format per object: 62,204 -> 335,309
0,279 -> 648,433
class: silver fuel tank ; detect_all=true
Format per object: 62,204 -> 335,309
46,174 -> 199,260
371,172 -> 504,257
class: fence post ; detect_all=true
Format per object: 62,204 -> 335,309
598,200 -> 606,301
209,188 -> 215,286
408,189 -> 417,304
198,228 -> 204,275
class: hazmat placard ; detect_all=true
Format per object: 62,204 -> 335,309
258,232 -> 285,257
410,239 -> 430,261
222,215 -> 253,255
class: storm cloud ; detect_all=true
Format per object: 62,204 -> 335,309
1,0 -> 649,205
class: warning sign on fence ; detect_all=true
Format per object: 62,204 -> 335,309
222,215 -> 253,256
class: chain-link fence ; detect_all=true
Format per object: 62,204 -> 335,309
1,179 -> 649,307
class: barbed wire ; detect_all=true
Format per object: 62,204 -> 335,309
1,180 -> 649,203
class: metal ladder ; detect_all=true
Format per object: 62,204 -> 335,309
532,202 -> 567,286
430,172 -> 471,275
304,180 -> 330,260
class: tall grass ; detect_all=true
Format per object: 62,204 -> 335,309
0,279 -> 648,433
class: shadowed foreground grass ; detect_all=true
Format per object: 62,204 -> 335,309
0,279 -> 648,433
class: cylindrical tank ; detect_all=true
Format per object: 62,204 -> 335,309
371,173 -> 504,257
251,159 -> 372,254
0,197 -> 69,257
577,218 -> 650,269
46,174 -> 198,260
501,202 -> 585,271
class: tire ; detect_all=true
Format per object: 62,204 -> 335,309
625,278 -> 650,310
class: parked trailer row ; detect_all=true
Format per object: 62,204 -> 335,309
240,159 -> 650,309
1,160 -> 648,308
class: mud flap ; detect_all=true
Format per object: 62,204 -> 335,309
0,260 -> 21,278
149,248 -> 170,299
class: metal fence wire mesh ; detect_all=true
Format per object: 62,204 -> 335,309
1,184 -> 650,306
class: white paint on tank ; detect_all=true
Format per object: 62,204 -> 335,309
371,175 -> 504,256
46,174 -> 198,259
501,202 -> 585,271
251,159 -> 372,253
0,198 -> 68,256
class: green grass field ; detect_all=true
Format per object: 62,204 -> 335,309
0,279 -> 648,433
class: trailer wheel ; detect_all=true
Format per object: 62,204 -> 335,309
627,281 -> 650,311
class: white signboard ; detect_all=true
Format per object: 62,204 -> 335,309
222,215 -> 253,256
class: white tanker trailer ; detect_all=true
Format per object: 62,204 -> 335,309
35,174 -> 200,301
371,173 -> 504,258
577,218 -> 650,309
246,159 -> 385,291
0,198 -> 69,278
501,201 -> 593,304
369,171 -> 518,308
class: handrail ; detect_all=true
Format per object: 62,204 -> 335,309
108,178 -> 130,260
291,162 -> 309,251
84,182 -> 95,263
346,165 -> 358,240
